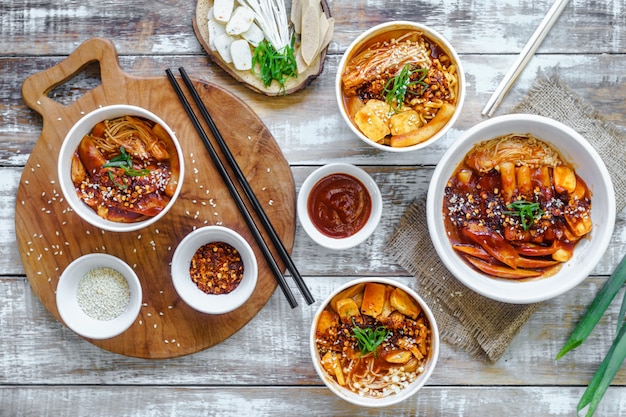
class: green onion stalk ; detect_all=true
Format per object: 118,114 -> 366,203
556,253 -> 626,416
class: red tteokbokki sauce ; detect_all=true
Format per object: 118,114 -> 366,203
307,173 -> 372,238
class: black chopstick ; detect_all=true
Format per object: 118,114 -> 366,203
165,69 -> 298,309
176,67 -> 315,306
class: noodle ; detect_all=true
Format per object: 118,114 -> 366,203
341,30 -> 459,146
71,115 -> 180,223
315,282 -> 432,398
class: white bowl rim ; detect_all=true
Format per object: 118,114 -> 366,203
57,104 -> 185,232
171,225 -> 258,315
309,277 -> 440,407
297,163 -> 383,250
56,253 -> 143,340
427,113 -> 616,303
335,20 -> 466,153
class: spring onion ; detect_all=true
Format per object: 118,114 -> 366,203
556,253 -> 626,416
577,323 -> 626,416
556,254 -> 626,359
352,320 -> 390,356
252,38 -> 297,91
103,147 -> 150,189
504,200 -> 544,231
103,147 -> 150,177
383,64 -> 428,111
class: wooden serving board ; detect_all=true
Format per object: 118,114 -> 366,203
16,37 -> 296,359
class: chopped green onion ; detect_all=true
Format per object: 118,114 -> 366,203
556,254 -> 626,360
383,64 -> 428,111
103,147 -> 150,177
504,200 -> 544,231
251,38 -> 297,93
352,319 -> 390,356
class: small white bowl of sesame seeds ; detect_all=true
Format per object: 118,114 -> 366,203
56,253 -> 143,340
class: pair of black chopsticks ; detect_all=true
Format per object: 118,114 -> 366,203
166,67 -> 313,308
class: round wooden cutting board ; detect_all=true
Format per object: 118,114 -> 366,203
16,37 -> 296,358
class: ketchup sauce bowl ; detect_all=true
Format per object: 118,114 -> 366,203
298,163 -> 382,250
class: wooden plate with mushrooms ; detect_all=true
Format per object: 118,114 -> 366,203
194,0 -> 334,96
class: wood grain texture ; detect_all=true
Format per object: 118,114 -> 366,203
15,38 -> 296,358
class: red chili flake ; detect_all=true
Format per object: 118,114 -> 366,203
189,241 -> 244,295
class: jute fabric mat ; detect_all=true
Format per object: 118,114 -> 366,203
387,68 -> 626,362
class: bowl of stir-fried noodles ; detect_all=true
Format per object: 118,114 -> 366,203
336,21 -> 465,152
310,277 -> 439,407
58,105 -> 184,232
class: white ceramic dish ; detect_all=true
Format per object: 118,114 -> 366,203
171,226 -> 258,315
57,104 -> 185,232
427,114 -> 616,304
336,21 -> 465,153
56,253 -> 143,340
310,277 -> 440,407
297,163 -> 382,250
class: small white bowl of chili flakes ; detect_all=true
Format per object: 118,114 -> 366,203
171,226 -> 258,315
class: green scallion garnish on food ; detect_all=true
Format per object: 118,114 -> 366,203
251,38 -> 298,93
383,64 -> 428,111
556,253 -> 626,416
504,200 -> 544,231
352,320 -> 390,356
103,147 -> 150,177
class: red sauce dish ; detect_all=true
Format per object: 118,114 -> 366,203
298,163 -> 382,250
307,173 -> 372,238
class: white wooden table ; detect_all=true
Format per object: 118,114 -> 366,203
1,0 -> 626,415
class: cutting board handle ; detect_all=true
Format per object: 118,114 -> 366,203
21,37 -> 123,116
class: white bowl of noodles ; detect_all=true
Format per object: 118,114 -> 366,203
427,114 -> 616,304
336,21 -> 465,152
58,105 -> 184,232
310,278 -> 439,407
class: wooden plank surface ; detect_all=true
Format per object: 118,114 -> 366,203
2,0 -> 626,415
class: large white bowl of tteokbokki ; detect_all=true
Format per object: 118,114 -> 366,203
336,21 -> 465,152
310,278 -> 439,407
58,105 -> 184,232
427,114 -> 616,304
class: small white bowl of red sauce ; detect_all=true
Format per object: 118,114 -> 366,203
297,163 -> 382,250
171,226 -> 258,314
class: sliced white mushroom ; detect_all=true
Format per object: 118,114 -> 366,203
213,0 -> 234,23
242,22 -> 265,47
226,6 -> 255,36
231,39 -> 253,70
208,15 -> 227,51
214,33 -> 235,63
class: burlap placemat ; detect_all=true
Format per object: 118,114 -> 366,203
387,68 -> 626,362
